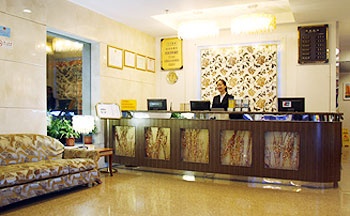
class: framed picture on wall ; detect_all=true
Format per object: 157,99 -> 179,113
344,82 -> 350,100
136,54 -> 146,71
107,45 -> 123,69
147,57 -> 155,72
124,50 -> 136,68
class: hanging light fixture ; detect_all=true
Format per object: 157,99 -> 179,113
231,13 -> 276,34
52,38 -> 83,52
46,42 -> 53,55
177,20 -> 219,39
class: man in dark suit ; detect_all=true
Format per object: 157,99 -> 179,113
47,86 -> 58,110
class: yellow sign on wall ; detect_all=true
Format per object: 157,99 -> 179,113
161,37 -> 183,70
120,99 -> 137,111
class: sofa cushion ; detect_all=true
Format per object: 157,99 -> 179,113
0,134 -> 64,166
0,158 -> 96,189
63,148 -> 100,165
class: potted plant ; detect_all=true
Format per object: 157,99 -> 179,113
47,117 -> 80,146
83,124 -> 97,144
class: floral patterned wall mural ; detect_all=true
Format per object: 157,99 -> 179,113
200,44 -> 278,112
55,58 -> 82,113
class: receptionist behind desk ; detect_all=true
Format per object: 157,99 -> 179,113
212,79 -> 243,120
212,79 -> 233,111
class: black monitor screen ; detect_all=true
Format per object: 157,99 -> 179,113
147,99 -> 167,110
190,100 -> 211,111
59,99 -> 72,109
278,97 -> 305,112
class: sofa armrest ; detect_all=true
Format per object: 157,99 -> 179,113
63,148 -> 100,165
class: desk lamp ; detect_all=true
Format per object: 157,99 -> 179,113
72,115 -> 95,149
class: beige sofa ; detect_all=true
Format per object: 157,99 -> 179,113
0,134 -> 101,207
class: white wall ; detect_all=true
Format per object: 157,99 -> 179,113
0,0 -> 156,135
339,45 -> 350,130
0,0 -> 339,137
155,23 -> 338,112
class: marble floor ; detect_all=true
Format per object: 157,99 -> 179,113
1,148 -> 350,216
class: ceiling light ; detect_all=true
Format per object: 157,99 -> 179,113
23,9 -> 32,13
231,13 -> 276,34
52,38 -> 83,52
46,42 -> 53,55
177,20 -> 219,40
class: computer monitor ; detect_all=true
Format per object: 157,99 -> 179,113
278,97 -> 305,112
190,100 -> 211,111
58,99 -> 72,109
147,99 -> 167,110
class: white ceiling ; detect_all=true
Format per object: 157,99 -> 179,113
68,0 -> 350,47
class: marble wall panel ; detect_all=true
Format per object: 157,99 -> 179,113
45,0 -> 77,36
0,108 -> 46,134
1,0 -> 47,24
100,77 -> 155,110
0,61 -> 45,109
0,1 -> 4,12
0,0 -> 156,135
46,0 -> 155,56
0,13 -> 46,65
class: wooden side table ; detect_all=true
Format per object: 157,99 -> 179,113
96,148 -> 117,176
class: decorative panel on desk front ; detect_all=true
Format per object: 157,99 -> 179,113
181,129 -> 209,163
221,130 -> 252,167
114,126 -> 136,157
144,127 -> 170,160
264,131 -> 300,170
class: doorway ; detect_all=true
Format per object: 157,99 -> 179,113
46,32 -> 92,143
46,32 -> 91,116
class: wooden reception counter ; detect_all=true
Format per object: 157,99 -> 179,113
105,111 -> 343,187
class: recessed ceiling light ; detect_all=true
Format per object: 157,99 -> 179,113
248,4 -> 258,9
23,9 -> 32,13
193,10 -> 203,15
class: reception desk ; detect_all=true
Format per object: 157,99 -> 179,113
105,111 -> 342,187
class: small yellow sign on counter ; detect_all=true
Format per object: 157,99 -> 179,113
121,99 -> 137,111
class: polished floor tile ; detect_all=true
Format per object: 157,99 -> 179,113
1,148 -> 350,216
